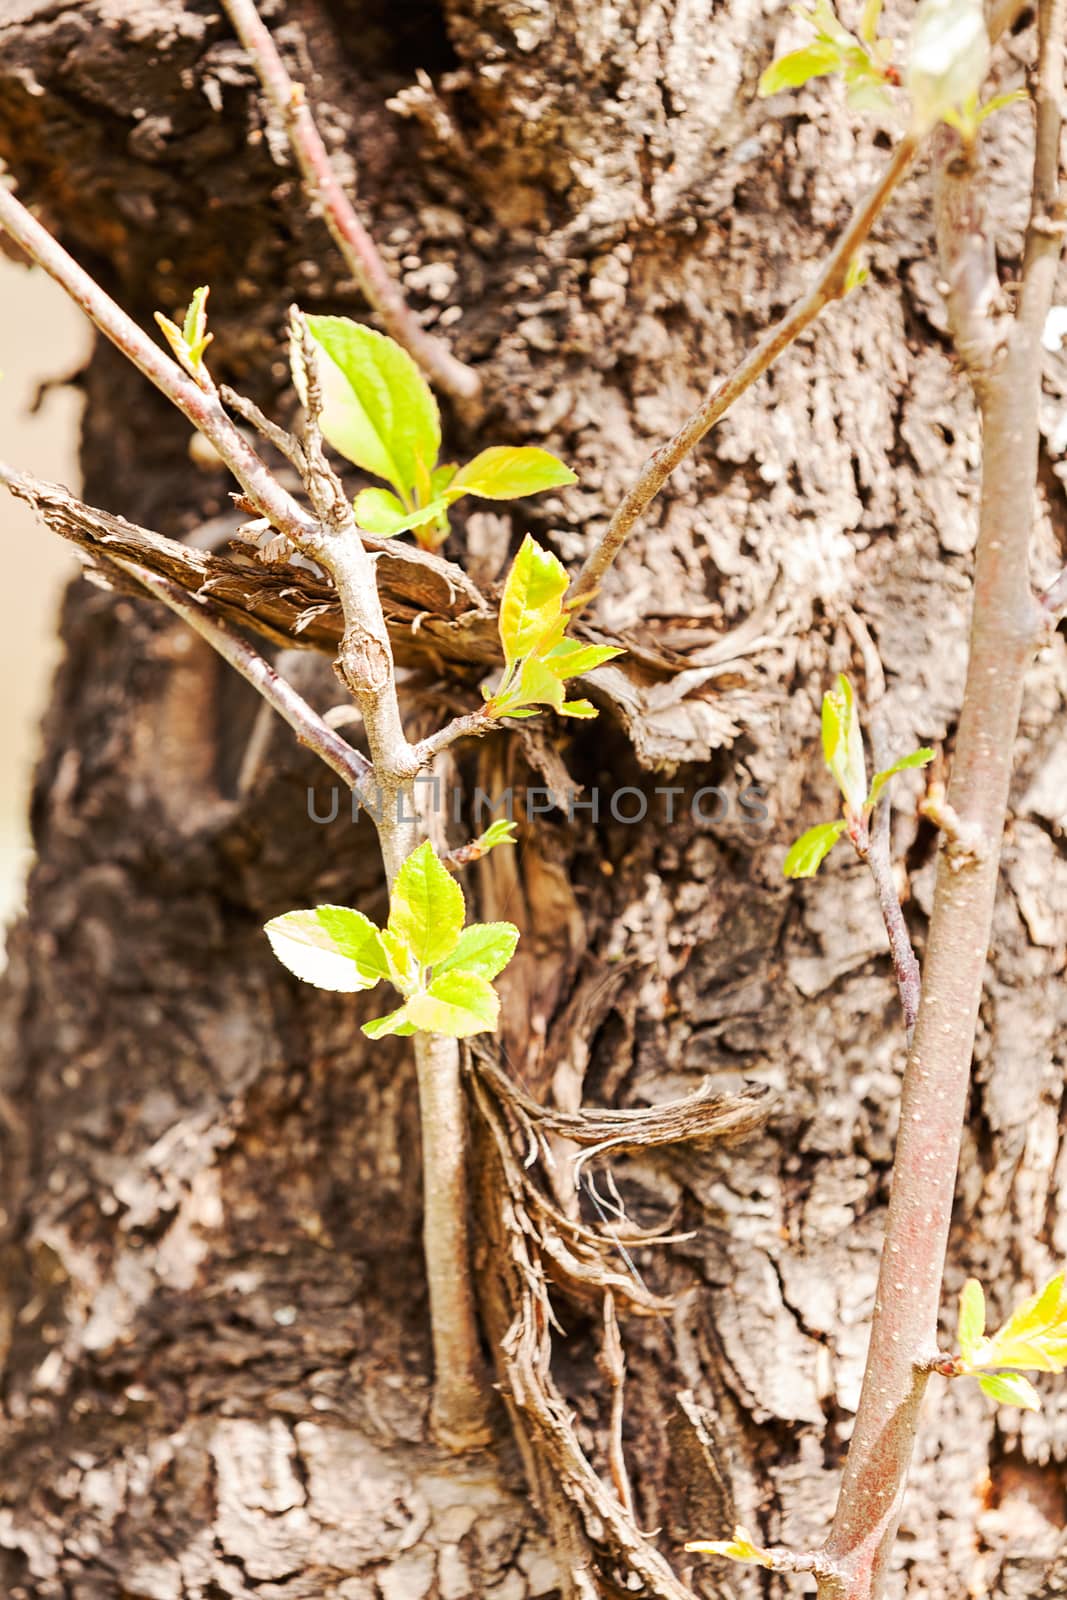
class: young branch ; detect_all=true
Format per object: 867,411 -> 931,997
104,555 -> 373,794
565,136 -> 919,616
819,8 -> 1066,1595
858,802 -> 922,1044
218,0 -> 480,405
0,177 -> 493,1451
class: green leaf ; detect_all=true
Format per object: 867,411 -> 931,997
958,1278 -> 987,1363
978,1371 -> 1041,1411
907,0 -> 989,134
859,0 -> 884,44
867,747 -> 934,809
387,840 -> 466,967
354,486 -> 454,536
560,699 -> 598,717
843,253 -> 870,295
821,674 -> 867,816
498,535 -> 570,663
452,445 -> 577,501
541,638 -> 625,677
362,1003 -> 418,1039
265,905 -> 388,992
684,1524 -> 775,1569
981,1273 -> 1067,1374
976,87 -> 1028,125
476,819 -> 518,852
301,315 -> 440,500
783,820 -> 846,879
406,969 -> 501,1037
758,41 -> 843,96
436,921 -> 519,982
182,285 -> 210,350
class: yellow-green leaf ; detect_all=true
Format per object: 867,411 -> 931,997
265,905 -> 388,992
498,535 -> 570,663
978,1371 -> 1041,1411
758,41 -> 842,96
783,819 -> 846,879
405,969 -> 501,1037
355,486 -> 454,536
452,445 -> 577,500
822,673 -> 867,816
435,921 -> 519,982
957,1278 -> 986,1363
362,1003 -> 418,1039
981,1273 -> 1067,1374
867,747 -> 934,809
300,315 -> 440,500
685,1524 -> 775,1569
387,841 -> 466,968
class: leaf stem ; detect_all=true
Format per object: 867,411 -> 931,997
218,0 -> 480,404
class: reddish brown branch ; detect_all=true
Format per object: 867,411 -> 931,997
219,0 -> 480,404
818,5 -> 1066,1595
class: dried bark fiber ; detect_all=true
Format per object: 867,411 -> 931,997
2,1 -> 1067,1597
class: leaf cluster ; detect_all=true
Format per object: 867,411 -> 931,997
155,285 -> 213,382
758,0 -> 897,117
295,316 -> 576,549
265,840 -> 519,1039
956,1274 -> 1067,1412
783,674 -> 933,879
483,534 -> 622,720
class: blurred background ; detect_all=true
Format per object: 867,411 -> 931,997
0,258 -> 90,947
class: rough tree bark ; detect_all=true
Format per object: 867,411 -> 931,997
1,2 -> 1066,1598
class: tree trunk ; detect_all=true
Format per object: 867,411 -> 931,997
2,2 -> 1066,1597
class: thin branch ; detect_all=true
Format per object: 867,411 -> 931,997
819,4 -> 1066,1594
107,556 -> 374,794
565,135 -> 919,616
0,178 -> 493,1450
414,704 -> 497,768
220,382 -> 305,468
218,0 -> 480,404
1038,563 -> 1067,620
567,0 -> 1030,619
852,794 -> 922,1044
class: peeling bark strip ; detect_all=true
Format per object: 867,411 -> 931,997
3,0 -> 1067,1596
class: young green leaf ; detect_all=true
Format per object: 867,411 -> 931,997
957,1278 -> 987,1363
436,921 -> 520,982
362,1003 -> 418,1039
977,1371 -> 1041,1411
354,486 -> 454,536
155,285 -> 213,381
541,638 -> 624,676
498,534 -> 570,662
475,818 -> 518,852
684,1524 -> 776,1569
405,969 -> 501,1037
451,445 -> 577,500
783,819 -> 846,879
559,698 -> 598,717
387,840 -> 466,968
867,747 -> 935,809
265,905 -> 388,992
977,1273 -> 1067,1374
759,41 -> 842,96
822,674 -> 867,816
299,315 -> 441,501
907,0 -> 989,134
